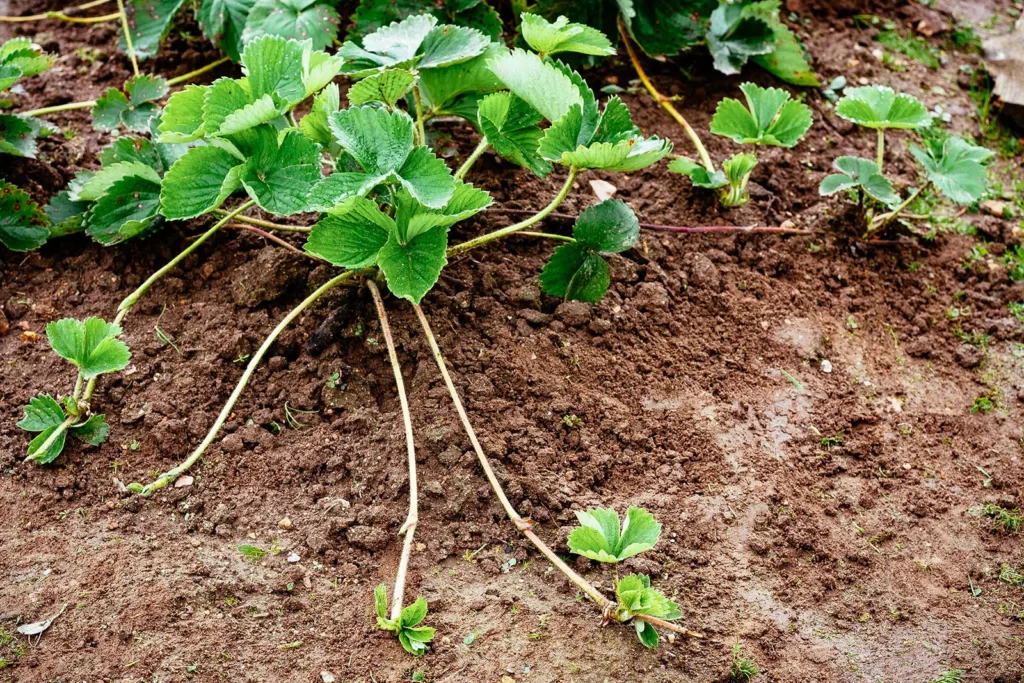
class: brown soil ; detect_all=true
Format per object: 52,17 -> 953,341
2,1 -> 1024,681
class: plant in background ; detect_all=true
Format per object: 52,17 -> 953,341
0,38 -> 57,157
349,0 -> 502,40
0,182 -> 50,251
17,318 -> 130,463
728,641 -> 760,682
669,82 -> 812,206
819,85 -> 993,234
92,74 -> 168,132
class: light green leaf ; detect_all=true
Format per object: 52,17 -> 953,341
835,85 -> 930,130
723,152 -> 757,186
710,82 -> 811,147
418,23 -> 490,69
218,94 -> 283,136
539,242 -> 610,303
305,196 -> 394,267
17,394 -> 64,432
573,199 -> 639,253
635,620 -> 659,649
477,91 -> 550,177
340,13 -> 437,75
376,225 -> 448,304
418,41 -> 506,115
76,161 -> 161,202
568,506 -> 662,562
910,136 -> 992,205
27,425 -> 67,464
706,2 -> 775,76
300,82 -> 339,147
46,317 -> 131,380
239,130 -> 322,215
396,146 -> 457,209
160,145 -> 243,219
347,68 -> 417,107
69,413 -> 109,446
374,584 -> 389,621
241,35 -> 306,104
202,77 -> 252,136
329,105 -> 414,175
0,181 -> 49,251
488,49 -> 583,125
616,573 -> 681,622
556,137 -> 671,172
667,157 -> 728,189
120,0 -> 186,60
520,12 -> 615,57
306,171 -> 387,212
400,597 -> 428,627
302,50 -> 345,98
158,85 -> 208,143
819,156 -> 899,205
591,97 -> 639,145
242,0 -> 339,51
84,175 -> 162,245
394,181 -> 490,241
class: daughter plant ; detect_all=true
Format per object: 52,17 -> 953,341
818,85 -> 993,234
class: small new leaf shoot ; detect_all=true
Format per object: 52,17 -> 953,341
374,584 -> 436,656
614,574 -> 682,649
709,83 -> 812,147
819,156 -> 899,206
835,85 -> 931,129
567,505 -> 661,563
520,13 -> 615,58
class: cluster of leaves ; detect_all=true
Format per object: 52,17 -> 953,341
670,82 -> 812,206
374,584 -> 435,655
819,85 -> 993,232
93,74 -> 169,132
122,0 -> 341,64
0,39 -> 56,158
567,506 -> 680,648
17,318 -> 130,463
349,0 -> 502,40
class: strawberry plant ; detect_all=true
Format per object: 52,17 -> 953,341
0,39 -> 56,158
17,318 -> 130,463
0,182 -> 51,251
668,82 -> 812,206
92,74 -> 168,132
818,85 -> 993,234
374,585 -> 435,655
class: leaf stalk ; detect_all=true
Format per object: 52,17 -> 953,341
869,183 -> 929,233
877,129 -> 885,170
115,0 -> 139,77
165,57 -> 231,86
22,100 -> 96,117
454,138 -> 489,180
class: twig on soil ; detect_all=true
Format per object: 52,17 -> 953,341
212,209 -> 312,233
22,100 -> 97,118
166,57 -> 232,86
413,305 -> 704,640
126,268 -> 363,495
485,208 -> 811,235
115,0 -> 139,77
223,223 -> 325,261
368,280 -> 420,621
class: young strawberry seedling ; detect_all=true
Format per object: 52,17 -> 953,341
668,82 -> 812,207
819,85 -> 993,234
17,318 -> 130,463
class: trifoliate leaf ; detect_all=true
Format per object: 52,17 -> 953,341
17,394 -> 64,432
305,196 -> 394,268
835,85 -> 930,129
98,136 -> 162,171
46,317 -> 131,380
68,413 -> 109,446
242,0 -> 339,51
418,41 -> 505,116
616,0 -> 715,58
377,225 -> 449,303
241,35 -> 306,105
92,89 -> 130,130
477,91 -> 550,177
393,181 -> 491,241
160,145 -> 244,219
301,83 -> 339,148
568,507 -> 662,563
709,82 -> 811,147
239,129 -> 322,215
722,152 -> 757,186
573,199 -> 639,253
84,174 -> 163,245
706,2 -> 775,76
120,0 -> 186,60
330,105 -> 414,175
616,574 -> 681,620
158,85 -> 208,143
0,113 -> 41,158
819,156 -> 899,206
0,181 -> 49,251
350,0 -> 500,40
520,13 -> 615,57
347,68 -> 417,108
93,74 -> 169,132
667,157 -> 728,189
197,0 -> 255,61
341,14 -> 467,76
539,243 -> 610,303
488,49 -> 583,125
910,136 -> 993,205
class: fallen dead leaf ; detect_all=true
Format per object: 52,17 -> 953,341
589,179 -> 617,202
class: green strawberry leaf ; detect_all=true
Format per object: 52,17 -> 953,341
746,2 -> 818,86
520,13 -> 615,57
341,14 -> 487,77
0,114 -> 41,158
393,181 -> 491,241
239,129 -> 322,215
376,225 -> 448,304
84,174 -> 163,245
539,242 -> 610,302
301,83 -> 340,147
835,85 -> 930,129
305,196 -> 395,268
400,597 -> 428,628
160,145 -> 244,219
45,190 -> 89,237
241,35 -> 306,105
120,0 -> 186,60
418,23 -> 491,69
157,84 -> 208,143
46,317 -> 131,380
347,68 -> 417,108
616,0 -> 715,58
0,181 -> 49,251
488,48 -> 583,126
17,394 -> 64,432
910,136 -> 992,205
568,506 -> 662,562
706,2 -> 775,76
202,77 -> 253,135
306,171 -> 388,212
556,137 -> 671,172
723,152 -> 757,187
242,0 -> 340,51
477,91 -> 550,177
93,74 -> 168,132
75,161 -> 161,202
374,584 -> 389,620
573,199 -> 639,253
197,0 -> 256,61
634,620 -> 659,649
417,41 -> 505,116
667,157 -> 728,189
26,425 -> 67,464
68,413 -> 109,446
819,156 -> 899,206
709,82 -> 812,147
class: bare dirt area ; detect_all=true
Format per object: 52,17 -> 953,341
2,1 -> 1024,681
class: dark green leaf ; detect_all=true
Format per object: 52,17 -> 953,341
160,145 -> 244,219
242,0 -> 340,51
910,136 -> 992,205
197,0 -> 256,61
120,0 -> 186,60
0,181 -> 49,251
572,199 -> 638,253
84,175 -> 163,245
819,156 -> 899,206
539,242 -> 610,303
706,3 -> 775,76
69,413 -> 110,446
17,394 -> 64,432
617,0 -> 715,58
0,113 -> 40,158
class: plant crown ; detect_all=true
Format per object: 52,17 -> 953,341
375,583 -> 435,655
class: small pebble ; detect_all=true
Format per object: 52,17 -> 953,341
320,673 -> 337,683
278,517 -> 292,530
820,359 -> 833,373
174,475 -> 194,488
287,553 -> 301,563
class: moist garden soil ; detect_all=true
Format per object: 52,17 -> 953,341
2,1 -> 1024,681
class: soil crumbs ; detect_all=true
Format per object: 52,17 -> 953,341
2,1 -> 1024,681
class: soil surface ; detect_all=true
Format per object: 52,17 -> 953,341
2,1 -> 1024,682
